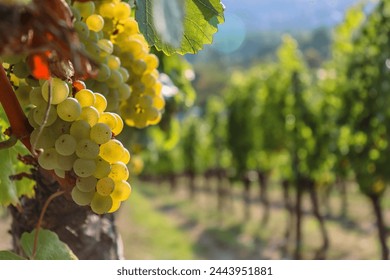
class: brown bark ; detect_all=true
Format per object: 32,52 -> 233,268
308,182 -> 329,260
9,168 -> 123,260
294,177 -> 303,260
257,170 -> 270,225
369,194 -> 389,260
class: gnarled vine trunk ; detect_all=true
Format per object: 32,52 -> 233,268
8,168 -> 123,260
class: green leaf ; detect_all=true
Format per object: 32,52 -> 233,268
0,107 -> 34,206
136,0 -> 225,55
0,250 -> 26,260
152,0 -> 185,48
0,147 -> 19,205
21,229 -> 78,260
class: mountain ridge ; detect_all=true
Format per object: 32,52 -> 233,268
223,0 -> 362,31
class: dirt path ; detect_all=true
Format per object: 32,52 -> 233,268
0,212 -> 12,251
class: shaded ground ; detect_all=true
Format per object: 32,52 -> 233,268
117,176 -> 389,260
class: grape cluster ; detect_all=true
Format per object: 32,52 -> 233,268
71,0 -> 165,129
27,78 -> 131,214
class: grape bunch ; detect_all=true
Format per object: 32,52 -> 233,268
28,78 -> 131,214
71,0 -> 165,129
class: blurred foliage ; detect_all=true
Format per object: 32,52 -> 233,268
139,0 -> 390,201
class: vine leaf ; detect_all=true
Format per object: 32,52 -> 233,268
0,108 -> 34,206
21,229 -> 78,260
152,0 -> 185,48
0,147 -> 18,205
136,0 -> 225,55
0,250 -> 25,260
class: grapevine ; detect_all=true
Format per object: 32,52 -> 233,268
0,0 -> 166,215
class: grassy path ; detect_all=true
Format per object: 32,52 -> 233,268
116,185 -> 195,259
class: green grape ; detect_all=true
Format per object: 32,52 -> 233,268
70,6 -> 81,21
113,2 -> 131,21
33,104 -> 58,126
144,87 -> 156,97
57,154 -> 77,171
91,81 -> 109,96
153,94 -> 165,110
133,112 -> 148,129
13,61 -> 30,78
54,168 -> 65,178
93,92 -> 107,113
73,158 -> 97,177
107,69 -> 123,88
119,104 -> 135,120
141,73 -> 156,87
121,18 -> 139,35
91,193 -> 113,214
108,199 -> 121,213
118,83 -> 131,100
38,148 -> 58,170
101,17 -> 114,34
27,109 -> 39,129
84,42 -> 101,61
73,1 -> 95,19
108,162 -> 129,181
98,112 -> 117,130
105,89 -> 119,111
15,85 -> 32,108
2,54 -> 23,65
122,148 -> 130,164
131,81 -> 145,93
118,67 -> 130,82
99,139 -> 125,163
74,21 -> 90,38
70,120 -> 91,141
57,97 -> 82,122
144,54 -> 159,72
138,95 -> 153,108
94,157 -> 111,179
25,76 -> 40,87
88,30 -> 100,42
106,55 -> 121,70
131,59 -> 147,75
97,39 -> 113,55
41,78 -> 70,104
76,139 -> 100,159
96,177 -> 115,196
76,176 -> 97,192
75,89 -> 96,107
86,14 -> 104,32
29,87 -> 46,106
111,113 -> 124,136
51,119 -> 71,136
71,187 -> 95,206
78,106 -> 100,126
95,64 -> 111,82
30,128 -> 56,150
90,123 -> 112,144
111,180 -> 131,201
55,134 -> 77,156
98,2 -> 115,18
147,108 -> 161,125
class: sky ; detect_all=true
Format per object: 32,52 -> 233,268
210,0 -> 375,54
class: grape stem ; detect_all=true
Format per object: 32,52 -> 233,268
31,190 -> 65,260
0,134 -> 17,149
0,66 -> 33,150
30,78 -> 52,156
